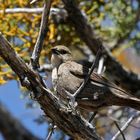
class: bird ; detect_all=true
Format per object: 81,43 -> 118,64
51,45 -> 140,111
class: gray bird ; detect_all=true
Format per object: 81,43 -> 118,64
51,45 -> 140,111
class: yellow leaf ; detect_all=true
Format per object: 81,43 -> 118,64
49,24 -> 56,40
0,77 -> 7,85
0,71 -> 10,75
6,73 -> 14,80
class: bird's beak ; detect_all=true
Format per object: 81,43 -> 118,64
51,48 -> 59,55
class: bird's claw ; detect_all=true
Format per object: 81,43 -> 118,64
64,90 -> 78,111
69,99 -> 78,110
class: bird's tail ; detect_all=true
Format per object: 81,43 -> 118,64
112,97 -> 140,111
110,88 -> 140,111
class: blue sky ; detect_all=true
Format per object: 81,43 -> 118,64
0,80 -> 48,140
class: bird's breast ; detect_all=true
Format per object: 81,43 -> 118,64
52,67 -> 58,91
56,63 -> 82,97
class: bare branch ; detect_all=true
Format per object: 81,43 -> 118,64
0,7 -> 66,15
62,0 -> 140,94
114,121 -> 126,140
111,112 -> 140,140
46,124 -> 56,140
31,0 -> 52,69
0,7 -> 43,14
97,57 -> 105,75
0,33 -> 101,140
89,111 -> 98,123
0,102 -> 39,140
72,44 -> 103,99
30,0 -> 41,4
88,48 -> 104,123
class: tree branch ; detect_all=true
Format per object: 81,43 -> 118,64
31,0 -> 53,69
114,121 -> 126,140
0,7 -> 66,15
62,0 -> 140,94
0,33 -> 101,140
30,0 -> 41,4
46,124 -> 56,140
111,112 -> 140,140
0,7 -> 43,14
0,102 -> 39,140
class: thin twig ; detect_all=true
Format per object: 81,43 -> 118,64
114,121 -> 126,140
0,7 -> 65,14
46,124 -> 56,140
72,43 -> 103,98
88,53 -> 104,123
0,7 -> 66,16
89,111 -> 97,123
0,8 -> 43,14
30,0 -> 41,4
97,57 -> 105,74
111,112 -> 140,140
30,0 -> 52,69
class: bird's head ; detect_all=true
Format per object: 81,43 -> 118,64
51,45 -> 72,68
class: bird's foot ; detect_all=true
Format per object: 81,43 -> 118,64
68,99 -> 78,111
64,90 -> 78,111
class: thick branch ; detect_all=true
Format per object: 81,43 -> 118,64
62,0 -> 140,94
0,102 -> 39,140
0,33 -> 101,140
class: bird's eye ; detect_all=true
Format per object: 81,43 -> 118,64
60,50 -> 67,54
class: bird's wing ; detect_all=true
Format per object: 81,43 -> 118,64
90,72 -> 127,93
69,61 -> 127,93
67,61 -> 140,110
